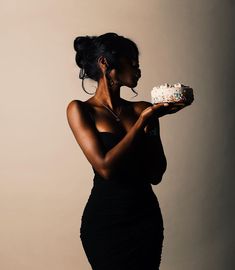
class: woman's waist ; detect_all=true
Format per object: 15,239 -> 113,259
83,186 -> 160,218
92,173 -> 152,191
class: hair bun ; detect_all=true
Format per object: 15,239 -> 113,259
73,35 -> 96,68
73,36 -> 94,52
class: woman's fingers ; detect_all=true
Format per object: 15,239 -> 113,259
150,96 -> 194,117
151,102 -> 170,110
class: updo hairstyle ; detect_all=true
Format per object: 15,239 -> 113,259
73,32 -> 139,95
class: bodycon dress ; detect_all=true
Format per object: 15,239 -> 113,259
80,131 -> 164,270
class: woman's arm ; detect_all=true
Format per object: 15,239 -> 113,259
66,99 -> 169,181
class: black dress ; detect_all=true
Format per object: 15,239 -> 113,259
80,131 -> 164,270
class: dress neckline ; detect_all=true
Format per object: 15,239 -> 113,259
99,131 -> 114,133
98,131 -> 123,138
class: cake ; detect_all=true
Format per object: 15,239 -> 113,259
151,83 -> 194,104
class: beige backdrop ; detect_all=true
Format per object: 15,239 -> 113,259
1,0 -> 234,269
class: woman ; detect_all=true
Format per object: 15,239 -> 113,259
66,33 -> 192,270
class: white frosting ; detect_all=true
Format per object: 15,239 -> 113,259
151,82 -> 193,104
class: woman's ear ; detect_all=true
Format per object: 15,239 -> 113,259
97,56 -> 109,73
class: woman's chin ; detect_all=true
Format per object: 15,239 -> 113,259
130,80 -> 138,88
122,79 -> 139,88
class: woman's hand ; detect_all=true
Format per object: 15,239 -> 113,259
157,102 -> 186,116
139,102 -> 169,124
139,102 -> 180,124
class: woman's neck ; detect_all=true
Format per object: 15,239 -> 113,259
94,78 -> 122,110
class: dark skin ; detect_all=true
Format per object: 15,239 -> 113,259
66,55 -> 194,184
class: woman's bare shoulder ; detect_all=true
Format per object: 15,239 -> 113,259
66,99 -> 93,113
66,99 -> 83,111
66,99 -> 94,125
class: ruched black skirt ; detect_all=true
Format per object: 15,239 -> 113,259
80,178 -> 164,270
